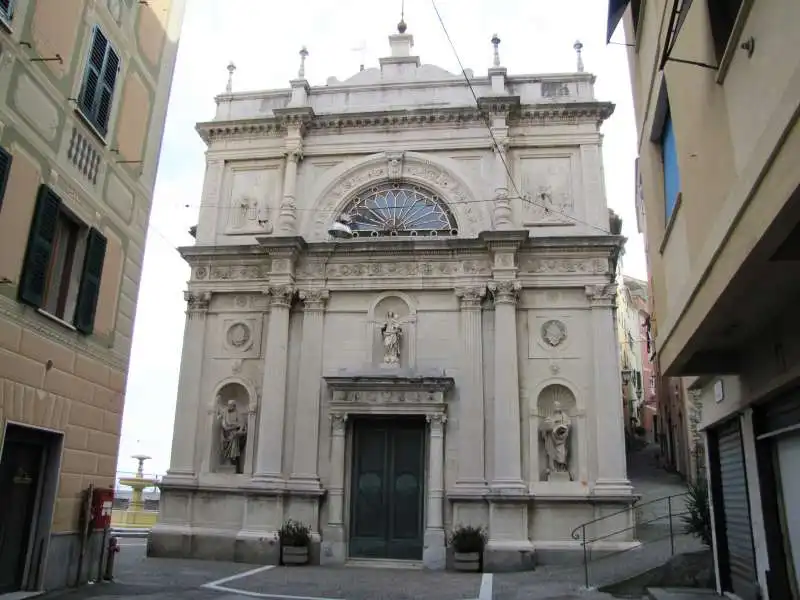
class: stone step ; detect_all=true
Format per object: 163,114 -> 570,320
647,587 -> 719,600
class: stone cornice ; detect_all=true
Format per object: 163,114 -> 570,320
196,102 -> 614,144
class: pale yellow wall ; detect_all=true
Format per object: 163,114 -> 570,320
0,149 -> 40,283
30,0 -> 85,80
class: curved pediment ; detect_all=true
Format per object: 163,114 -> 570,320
326,64 -> 471,86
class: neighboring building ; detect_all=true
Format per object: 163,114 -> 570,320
0,0 -> 185,593
151,23 -> 634,571
610,0 -> 800,597
616,273 -> 649,435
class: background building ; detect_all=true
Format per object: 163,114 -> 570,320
150,23 -> 635,572
616,273 -> 650,436
0,0 -> 185,593
611,0 -> 800,597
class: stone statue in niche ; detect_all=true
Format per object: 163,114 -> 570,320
380,311 -> 403,366
541,401 -> 572,480
217,398 -> 247,474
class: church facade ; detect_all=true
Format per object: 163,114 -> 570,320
149,24 -> 633,571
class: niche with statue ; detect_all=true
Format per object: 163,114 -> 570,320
537,384 -> 577,482
213,382 -> 250,474
367,293 -> 417,369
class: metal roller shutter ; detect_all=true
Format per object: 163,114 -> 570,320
717,419 -> 758,599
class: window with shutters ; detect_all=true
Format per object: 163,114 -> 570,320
0,145 -> 11,213
77,25 -> 121,139
707,0 -> 745,64
19,185 -> 107,334
0,0 -> 14,28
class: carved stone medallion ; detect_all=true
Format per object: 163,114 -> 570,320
541,320 -> 567,347
227,322 -> 252,349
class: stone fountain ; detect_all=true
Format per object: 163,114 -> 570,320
114,455 -> 159,529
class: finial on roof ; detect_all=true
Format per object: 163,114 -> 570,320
225,61 -> 236,93
573,40 -> 584,72
298,46 -> 309,79
491,33 -> 501,68
397,0 -> 407,33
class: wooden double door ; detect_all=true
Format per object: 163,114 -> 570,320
349,418 -> 425,561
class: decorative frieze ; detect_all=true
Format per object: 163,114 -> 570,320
332,390 -> 445,405
521,257 -> 608,275
320,260 -> 492,279
194,264 -> 266,281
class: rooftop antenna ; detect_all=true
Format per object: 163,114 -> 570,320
398,0 -> 407,33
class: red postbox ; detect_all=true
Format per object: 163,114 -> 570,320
91,487 -> 114,530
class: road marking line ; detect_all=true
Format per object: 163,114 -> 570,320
204,583 -> 341,600
203,564 -> 275,587
478,573 -> 493,600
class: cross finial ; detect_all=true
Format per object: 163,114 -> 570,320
225,61 -> 236,93
298,46 -> 309,79
491,33 -> 501,68
573,40 -> 584,72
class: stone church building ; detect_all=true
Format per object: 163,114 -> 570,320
149,22 -> 633,570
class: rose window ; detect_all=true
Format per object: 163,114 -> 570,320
339,182 -> 458,237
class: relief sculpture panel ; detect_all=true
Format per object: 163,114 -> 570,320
224,162 -> 282,235
518,155 -> 575,226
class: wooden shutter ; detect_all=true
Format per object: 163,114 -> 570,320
0,0 -> 14,20
0,146 -> 11,213
73,228 -> 107,334
19,185 -> 61,308
96,46 -> 120,134
79,27 -> 107,126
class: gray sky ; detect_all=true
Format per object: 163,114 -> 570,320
117,0 -> 644,478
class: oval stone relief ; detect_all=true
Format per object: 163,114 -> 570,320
541,319 -> 567,347
227,322 -> 252,349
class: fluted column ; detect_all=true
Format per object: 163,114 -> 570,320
454,287 -> 487,490
587,284 -> 631,494
253,285 -> 294,485
327,413 -> 348,528
289,288 -> 329,489
488,279 -> 525,490
165,292 -> 211,479
278,148 -> 301,234
423,413 -> 447,569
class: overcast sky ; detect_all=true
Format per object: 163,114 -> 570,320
116,0 -> 644,478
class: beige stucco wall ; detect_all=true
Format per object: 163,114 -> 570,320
0,0 -> 186,547
623,0 -> 800,373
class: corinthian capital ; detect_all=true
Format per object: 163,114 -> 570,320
585,283 -> 617,305
455,286 -> 486,309
299,288 -> 329,311
488,280 -> 521,305
184,291 -> 211,314
267,285 -> 295,307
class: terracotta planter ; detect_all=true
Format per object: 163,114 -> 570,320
453,551 -> 481,572
281,545 -> 309,565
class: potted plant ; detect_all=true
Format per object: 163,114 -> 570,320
450,525 -> 487,572
682,478 -> 712,547
278,519 -> 311,565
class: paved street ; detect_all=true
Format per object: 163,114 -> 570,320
36,541 -> 621,600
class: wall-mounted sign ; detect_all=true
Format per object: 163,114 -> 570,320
714,379 -> 725,404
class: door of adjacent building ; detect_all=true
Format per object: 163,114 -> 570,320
349,418 -> 425,561
0,427 -> 46,593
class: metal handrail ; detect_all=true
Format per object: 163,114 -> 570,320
570,490 -> 690,589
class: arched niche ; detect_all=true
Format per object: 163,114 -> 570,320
367,292 -> 417,369
536,384 -> 578,482
211,380 -> 251,474
303,151 -> 490,240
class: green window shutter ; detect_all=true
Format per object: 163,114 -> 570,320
79,27 -> 119,136
74,228 -> 107,334
19,185 -> 61,308
0,0 -> 14,21
0,146 -> 12,213
96,46 -> 120,134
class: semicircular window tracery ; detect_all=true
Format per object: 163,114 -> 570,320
339,182 -> 458,237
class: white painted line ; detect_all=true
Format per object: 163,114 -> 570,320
204,583 -> 342,600
202,564 -> 275,587
478,573 -> 493,600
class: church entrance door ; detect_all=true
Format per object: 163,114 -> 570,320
349,417 -> 425,561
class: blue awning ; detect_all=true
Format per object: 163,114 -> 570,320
607,0 -> 631,43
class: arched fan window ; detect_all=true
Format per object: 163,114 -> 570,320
339,182 -> 458,237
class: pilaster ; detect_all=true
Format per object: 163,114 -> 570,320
586,283 -> 632,495
321,412 -> 348,565
288,288 -> 330,490
454,286 -> 487,492
164,291 -> 211,481
423,413 -> 447,569
252,284 -> 295,487
488,279 -> 525,492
